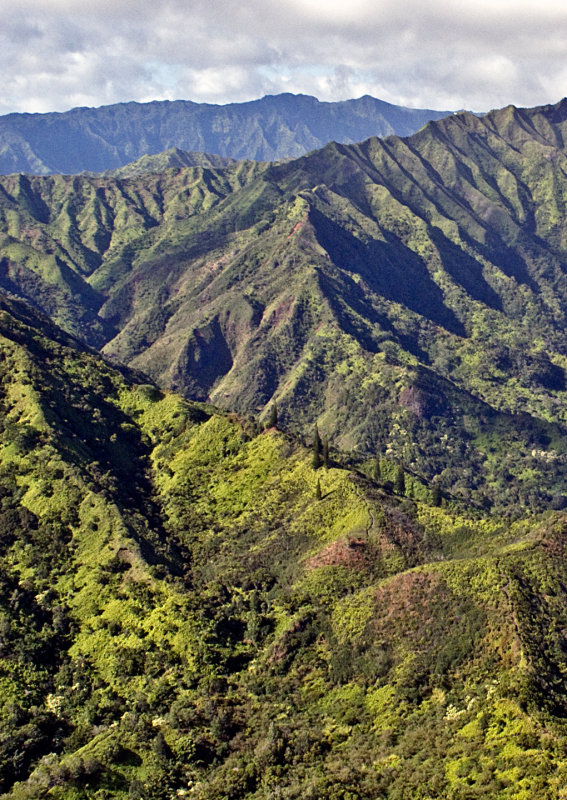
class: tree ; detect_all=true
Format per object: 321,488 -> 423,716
395,464 -> 406,495
312,424 -> 322,469
152,731 -> 171,762
432,484 -> 442,507
322,436 -> 330,468
316,478 -> 322,501
374,456 -> 381,483
267,402 -> 278,429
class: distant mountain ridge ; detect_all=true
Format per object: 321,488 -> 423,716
0,93 -> 451,175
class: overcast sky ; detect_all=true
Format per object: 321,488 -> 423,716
1,0 -> 566,116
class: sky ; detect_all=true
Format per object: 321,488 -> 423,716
1,0 -> 567,116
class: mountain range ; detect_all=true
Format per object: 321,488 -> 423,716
5,85 -> 567,798
1,290 -> 567,799
0,94 -> 450,175
2,99 -> 567,511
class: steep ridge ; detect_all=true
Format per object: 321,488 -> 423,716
3,100 -> 567,509
2,293 -> 567,798
0,94 -> 450,175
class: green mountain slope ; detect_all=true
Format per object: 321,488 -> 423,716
0,94 -> 450,175
4,100 -> 567,509
102,148 -> 237,179
2,293 -> 567,799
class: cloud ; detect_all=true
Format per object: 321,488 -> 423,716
1,0 -> 566,115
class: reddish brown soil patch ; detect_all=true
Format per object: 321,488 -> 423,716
287,220 -> 305,238
538,516 -> 567,558
307,538 -> 368,570
373,570 -> 448,641
398,386 -> 434,419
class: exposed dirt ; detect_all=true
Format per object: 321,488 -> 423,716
306,537 -> 368,570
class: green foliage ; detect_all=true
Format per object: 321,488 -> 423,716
266,402 -> 278,430
312,424 -> 322,470
8,101 -> 567,796
0,305 -> 566,799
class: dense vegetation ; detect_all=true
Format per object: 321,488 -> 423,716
0,94 -> 449,175
2,294 -> 567,799
3,100 -> 567,509
5,97 -> 567,796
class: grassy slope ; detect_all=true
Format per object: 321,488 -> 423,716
102,148 -> 237,178
1,297 -> 567,798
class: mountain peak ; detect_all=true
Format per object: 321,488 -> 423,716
0,93 -> 452,174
